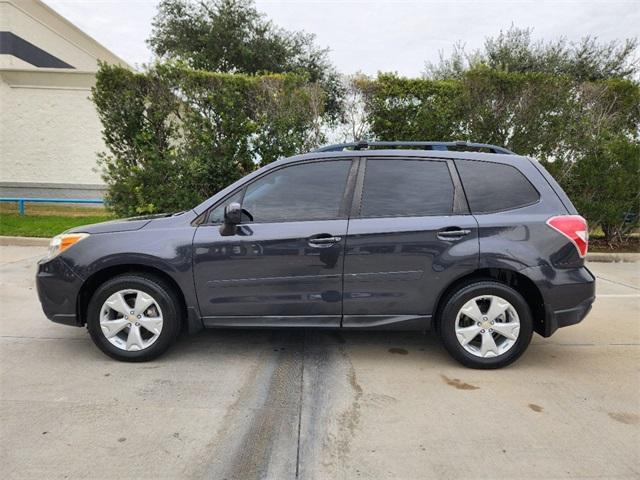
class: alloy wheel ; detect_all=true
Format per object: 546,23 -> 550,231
454,295 -> 520,358
99,289 -> 164,351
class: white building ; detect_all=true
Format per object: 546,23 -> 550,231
0,0 -> 129,199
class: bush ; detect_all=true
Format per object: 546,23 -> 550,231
567,134 -> 640,244
92,63 -> 325,217
358,70 -> 640,239
93,62 -> 638,244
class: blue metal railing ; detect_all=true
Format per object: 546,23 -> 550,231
0,197 -> 104,216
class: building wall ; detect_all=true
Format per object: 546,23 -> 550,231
0,69 -> 105,196
0,0 -> 129,199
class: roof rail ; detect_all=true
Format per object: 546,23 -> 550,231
314,140 -> 514,154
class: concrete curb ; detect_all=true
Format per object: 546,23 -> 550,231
0,236 -> 50,246
0,236 -> 638,262
586,252 -> 640,263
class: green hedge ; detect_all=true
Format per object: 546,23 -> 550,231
93,63 -> 638,242
362,69 -> 640,241
92,63 -> 325,217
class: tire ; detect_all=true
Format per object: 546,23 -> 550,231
86,273 -> 181,362
437,280 -> 533,369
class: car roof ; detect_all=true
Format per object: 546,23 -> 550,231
277,148 -> 528,166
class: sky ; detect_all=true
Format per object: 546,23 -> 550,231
43,0 -> 640,76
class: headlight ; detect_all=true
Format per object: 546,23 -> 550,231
47,233 -> 90,259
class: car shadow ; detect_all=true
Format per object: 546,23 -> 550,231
163,327 -> 572,370
165,327 -> 451,364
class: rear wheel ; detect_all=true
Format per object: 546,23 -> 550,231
87,273 -> 181,362
438,281 -> 533,369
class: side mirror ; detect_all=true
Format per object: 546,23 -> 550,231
224,202 -> 254,225
224,202 -> 243,225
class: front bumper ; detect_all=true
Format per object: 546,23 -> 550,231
36,256 -> 84,327
522,265 -> 596,337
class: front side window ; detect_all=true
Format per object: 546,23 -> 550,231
241,160 -> 352,223
360,159 -> 454,217
455,160 -> 540,213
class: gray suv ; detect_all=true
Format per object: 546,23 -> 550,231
36,141 -> 595,368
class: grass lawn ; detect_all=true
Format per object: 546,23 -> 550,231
0,203 -> 114,238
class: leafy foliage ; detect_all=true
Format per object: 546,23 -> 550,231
567,134 -> 640,243
92,63 -> 325,217
426,26 -> 639,82
336,74 -> 374,142
148,0 -> 343,117
419,28 -> 640,242
364,74 -> 464,142
358,70 -> 640,242
95,15 -> 638,244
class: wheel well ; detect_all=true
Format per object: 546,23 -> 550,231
434,268 -> 546,336
78,265 -> 189,333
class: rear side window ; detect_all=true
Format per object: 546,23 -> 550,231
360,159 -> 454,217
456,160 -> 540,213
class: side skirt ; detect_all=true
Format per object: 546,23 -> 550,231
342,314 -> 431,331
201,314 -> 431,330
202,315 -> 341,328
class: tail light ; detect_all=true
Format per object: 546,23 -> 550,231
546,215 -> 588,258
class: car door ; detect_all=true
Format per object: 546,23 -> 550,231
193,158 -> 357,327
342,157 -> 479,328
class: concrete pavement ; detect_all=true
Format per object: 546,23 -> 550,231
0,246 -> 638,479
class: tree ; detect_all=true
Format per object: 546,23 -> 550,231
148,0 -> 343,117
357,70 -> 639,243
92,63 -> 325,216
568,134 -> 640,244
417,29 -> 640,243
336,74 -> 374,142
425,26 -> 639,82
91,65 -> 192,216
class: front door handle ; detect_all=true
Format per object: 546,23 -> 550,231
308,234 -> 342,247
437,228 -> 471,240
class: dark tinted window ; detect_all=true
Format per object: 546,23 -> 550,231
456,160 -> 540,213
242,160 -> 351,222
360,159 -> 454,217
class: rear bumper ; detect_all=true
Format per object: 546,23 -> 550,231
36,256 -> 83,327
523,265 -> 596,337
550,296 -> 594,330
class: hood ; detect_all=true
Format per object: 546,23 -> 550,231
66,213 -> 175,235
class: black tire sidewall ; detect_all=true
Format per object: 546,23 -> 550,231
87,274 -> 180,362
439,281 -> 533,369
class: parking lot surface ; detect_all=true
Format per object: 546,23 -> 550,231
1,245 -> 639,479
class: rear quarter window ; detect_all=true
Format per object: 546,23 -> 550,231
455,159 -> 540,213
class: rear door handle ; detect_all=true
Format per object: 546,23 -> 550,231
437,228 -> 471,240
308,234 -> 342,247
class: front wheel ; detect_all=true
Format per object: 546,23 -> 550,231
438,281 -> 533,369
87,273 -> 181,362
